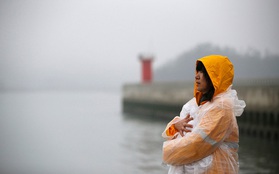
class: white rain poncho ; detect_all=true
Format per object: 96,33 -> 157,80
162,55 -> 246,174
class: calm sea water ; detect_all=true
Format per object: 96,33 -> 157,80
0,90 -> 278,174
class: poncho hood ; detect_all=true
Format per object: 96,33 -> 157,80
194,55 -> 234,105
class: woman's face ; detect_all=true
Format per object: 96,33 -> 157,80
195,71 -> 210,94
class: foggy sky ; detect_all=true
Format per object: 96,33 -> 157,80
1,0 -> 279,90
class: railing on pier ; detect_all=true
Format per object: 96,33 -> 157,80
122,79 -> 279,142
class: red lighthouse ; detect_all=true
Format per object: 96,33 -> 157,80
139,54 -> 154,83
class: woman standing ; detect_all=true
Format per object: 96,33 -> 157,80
162,55 -> 246,174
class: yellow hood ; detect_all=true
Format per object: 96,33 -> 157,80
194,55 -> 234,104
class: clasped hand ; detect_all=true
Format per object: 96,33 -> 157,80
174,114 -> 193,137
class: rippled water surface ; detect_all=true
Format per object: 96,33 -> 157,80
0,90 -> 278,173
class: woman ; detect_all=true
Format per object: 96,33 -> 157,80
162,55 -> 246,174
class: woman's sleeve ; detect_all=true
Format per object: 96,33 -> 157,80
162,104 -> 233,165
161,101 -> 189,140
162,116 -> 180,140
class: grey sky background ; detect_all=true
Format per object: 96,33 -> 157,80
1,0 -> 278,90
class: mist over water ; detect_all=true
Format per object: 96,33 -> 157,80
1,0 -> 279,91
0,90 -> 278,174
0,90 -> 165,173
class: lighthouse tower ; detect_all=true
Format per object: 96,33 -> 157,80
139,54 -> 154,83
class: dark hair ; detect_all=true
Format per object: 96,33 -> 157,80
196,61 -> 215,104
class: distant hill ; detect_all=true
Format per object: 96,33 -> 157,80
154,43 -> 279,82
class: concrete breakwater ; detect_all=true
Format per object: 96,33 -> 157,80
122,79 -> 279,142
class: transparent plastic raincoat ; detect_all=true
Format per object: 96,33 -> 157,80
162,55 -> 246,174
